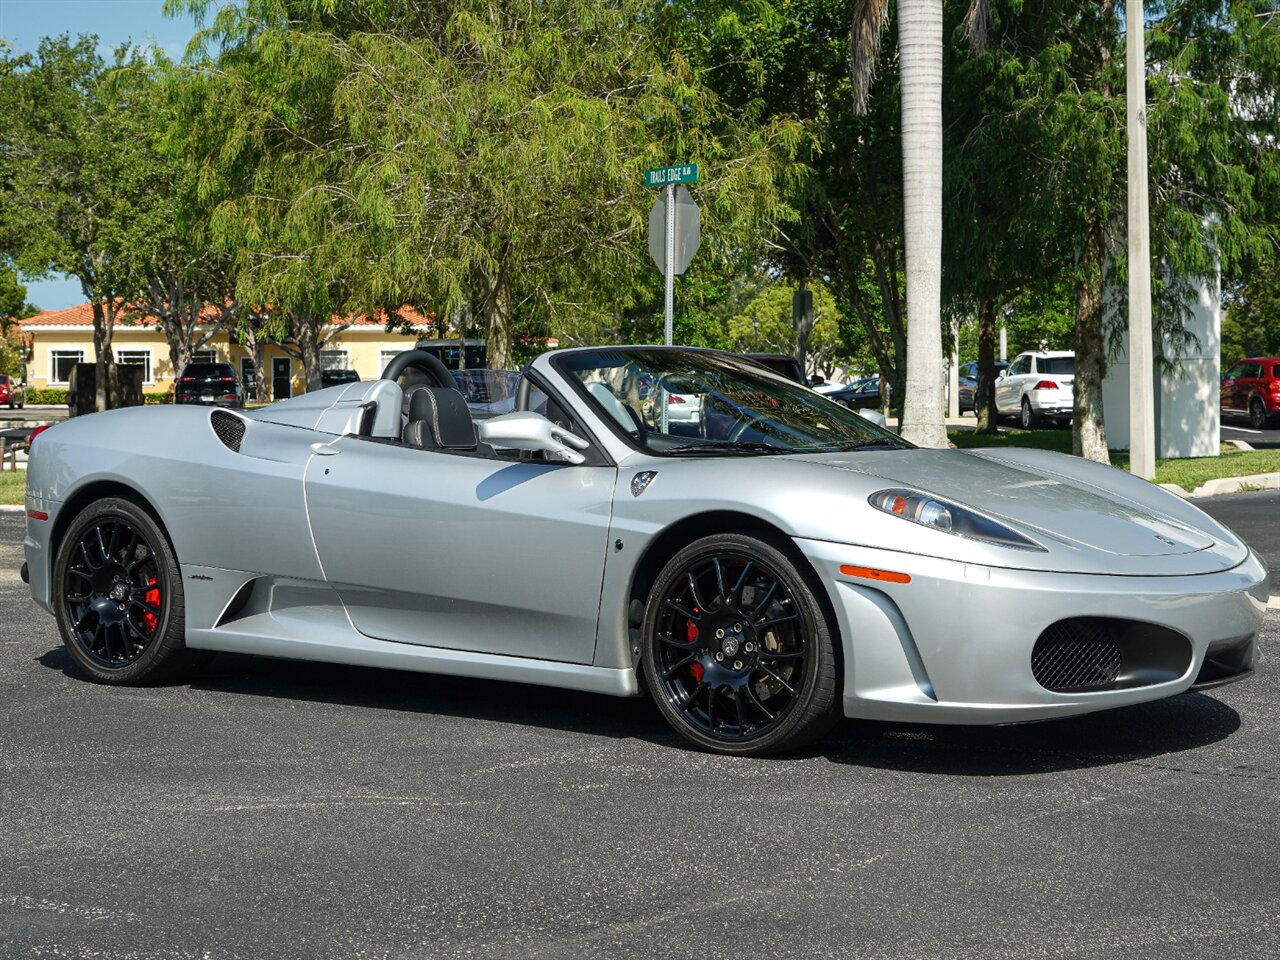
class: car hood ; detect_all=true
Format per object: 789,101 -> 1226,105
816,448 -> 1211,557
696,447 -> 1254,577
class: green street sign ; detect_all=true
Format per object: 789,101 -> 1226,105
644,163 -> 699,188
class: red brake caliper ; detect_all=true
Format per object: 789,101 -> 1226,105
687,610 -> 703,682
142,578 -> 160,633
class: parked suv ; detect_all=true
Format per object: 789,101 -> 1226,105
0,374 -> 24,410
175,362 -> 243,408
995,350 -> 1074,428
320,368 -> 360,388
1221,357 -> 1280,428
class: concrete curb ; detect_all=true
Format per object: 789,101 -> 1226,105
1160,471 -> 1280,499
0,504 -> 24,513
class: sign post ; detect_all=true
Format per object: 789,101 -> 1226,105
645,164 -> 700,346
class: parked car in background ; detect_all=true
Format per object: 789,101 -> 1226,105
995,351 -> 1074,428
0,374 -> 24,410
829,375 -> 887,411
320,369 -> 361,389
740,353 -> 806,384
1221,357 -> 1280,429
957,360 -> 1010,414
175,363 -> 244,409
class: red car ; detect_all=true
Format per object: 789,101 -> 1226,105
0,374 -> 25,410
1221,357 -> 1280,429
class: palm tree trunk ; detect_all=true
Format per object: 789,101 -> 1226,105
896,0 -> 948,447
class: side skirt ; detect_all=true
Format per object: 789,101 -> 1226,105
185,594 -> 641,699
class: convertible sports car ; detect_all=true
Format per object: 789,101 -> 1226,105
20,347 -> 1271,755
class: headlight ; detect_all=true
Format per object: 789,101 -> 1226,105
869,488 -> 1044,550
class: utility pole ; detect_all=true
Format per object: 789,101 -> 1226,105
1127,0 -> 1156,479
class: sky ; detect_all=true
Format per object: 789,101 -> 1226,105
1,0 -> 201,312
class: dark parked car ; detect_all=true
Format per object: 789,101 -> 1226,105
175,363 -> 243,408
830,375 -> 888,411
1221,357 -> 1280,429
320,369 -> 361,388
740,353 -> 807,384
0,374 -> 24,410
957,359 -> 1010,414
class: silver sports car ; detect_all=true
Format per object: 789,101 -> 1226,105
20,346 -> 1270,755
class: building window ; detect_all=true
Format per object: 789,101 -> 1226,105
115,349 -> 153,384
380,349 -> 404,372
192,350 -> 217,364
50,350 -> 85,385
320,349 -> 349,370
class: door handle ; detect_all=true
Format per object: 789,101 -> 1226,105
309,442 -> 340,456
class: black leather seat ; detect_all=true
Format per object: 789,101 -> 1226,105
402,384 -> 480,451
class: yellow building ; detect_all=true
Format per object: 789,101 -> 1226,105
18,303 -> 428,401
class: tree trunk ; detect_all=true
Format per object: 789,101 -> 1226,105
292,312 -> 325,392
975,295 -> 999,433
483,253 -> 514,371
896,0 -> 948,447
89,297 -> 118,412
1072,221 -> 1110,463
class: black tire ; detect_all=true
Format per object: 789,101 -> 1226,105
641,533 -> 840,756
52,497 -> 207,684
1249,397 -> 1267,430
1020,397 -> 1038,429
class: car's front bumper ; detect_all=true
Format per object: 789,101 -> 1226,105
795,537 -> 1270,724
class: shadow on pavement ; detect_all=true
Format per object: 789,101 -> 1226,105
821,692 -> 1240,775
37,645 -> 1241,772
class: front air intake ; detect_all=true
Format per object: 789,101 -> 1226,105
1031,617 -> 1192,693
210,410 -> 246,452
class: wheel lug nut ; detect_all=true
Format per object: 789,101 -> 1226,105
744,642 -> 754,652
715,652 -> 724,662
733,660 -> 743,670
734,623 -> 742,633
715,628 -> 724,639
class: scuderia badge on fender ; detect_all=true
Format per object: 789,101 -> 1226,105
631,471 -> 658,497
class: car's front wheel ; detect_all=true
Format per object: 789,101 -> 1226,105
641,533 -> 839,756
52,497 -> 206,684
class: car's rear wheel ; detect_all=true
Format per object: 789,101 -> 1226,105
53,497 -> 206,684
1249,397 -> 1268,429
1020,397 -> 1038,429
641,533 -> 839,756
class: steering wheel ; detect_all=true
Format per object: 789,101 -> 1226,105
380,349 -> 455,388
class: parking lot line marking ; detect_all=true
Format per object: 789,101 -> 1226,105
1270,595 -> 1279,610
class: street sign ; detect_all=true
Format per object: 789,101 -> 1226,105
643,163 -> 699,189
647,185 -> 700,277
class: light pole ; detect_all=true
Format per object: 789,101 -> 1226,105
1127,0 -> 1156,479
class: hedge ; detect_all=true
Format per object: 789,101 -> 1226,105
22,387 -> 173,405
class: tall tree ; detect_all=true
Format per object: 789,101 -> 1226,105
0,37 -> 169,410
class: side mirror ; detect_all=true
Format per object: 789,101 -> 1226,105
858,409 -> 887,427
996,370 -> 1007,380
477,411 -> 590,465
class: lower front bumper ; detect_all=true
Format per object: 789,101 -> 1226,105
794,538 -> 1270,724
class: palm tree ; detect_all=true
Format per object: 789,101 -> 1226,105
850,0 -> 989,448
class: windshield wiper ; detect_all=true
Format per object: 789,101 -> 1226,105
669,440 -> 786,456
832,438 -> 910,452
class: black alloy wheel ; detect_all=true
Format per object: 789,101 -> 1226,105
642,533 -> 838,756
53,497 -> 203,684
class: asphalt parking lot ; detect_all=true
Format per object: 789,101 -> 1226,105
1,504 -> 1277,960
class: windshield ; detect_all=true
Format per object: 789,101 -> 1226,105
553,347 -> 910,456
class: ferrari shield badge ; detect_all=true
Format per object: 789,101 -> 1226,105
631,471 -> 658,497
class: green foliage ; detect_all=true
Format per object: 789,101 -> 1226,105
0,263 -> 38,322
724,280 -> 853,375
1223,247 -> 1280,364
23,387 -> 69,404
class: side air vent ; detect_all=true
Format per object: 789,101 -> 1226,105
1031,617 -> 1192,693
210,410 -> 247,452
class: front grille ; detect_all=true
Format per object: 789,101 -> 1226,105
1031,618 -> 1123,692
210,410 -> 246,452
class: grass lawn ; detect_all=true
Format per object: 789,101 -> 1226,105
0,468 -> 25,505
950,428 -> 1280,491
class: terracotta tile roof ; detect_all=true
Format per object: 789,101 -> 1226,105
20,302 -> 436,328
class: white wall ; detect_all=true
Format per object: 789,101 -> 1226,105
1103,272 -> 1221,458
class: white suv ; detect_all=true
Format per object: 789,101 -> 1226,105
995,350 -> 1075,428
